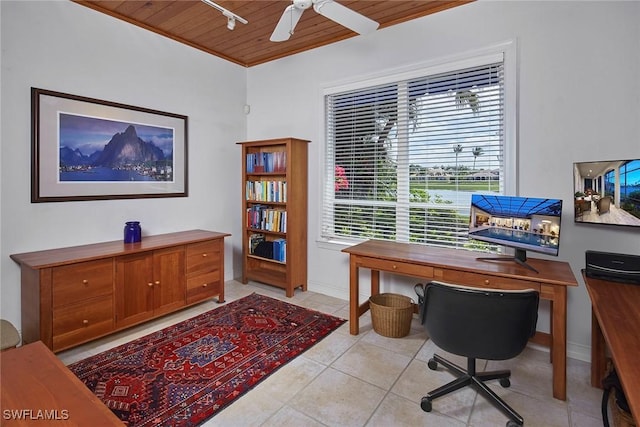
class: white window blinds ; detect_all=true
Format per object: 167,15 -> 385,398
324,58 -> 506,249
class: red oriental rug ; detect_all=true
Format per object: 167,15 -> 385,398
68,293 -> 345,426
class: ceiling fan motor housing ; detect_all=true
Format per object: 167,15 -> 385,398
293,0 -> 313,10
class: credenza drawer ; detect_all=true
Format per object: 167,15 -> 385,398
53,295 -> 114,351
186,240 -> 221,275
437,270 -> 541,292
186,271 -> 221,304
53,259 -> 113,308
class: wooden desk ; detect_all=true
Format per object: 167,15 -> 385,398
342,240 -> 578,401
584,272 -> 640,423
0,341 -> 122,426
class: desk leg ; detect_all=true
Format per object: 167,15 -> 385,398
349,258 -> 360,335
591,308 -> 607,388
549,285 -> 567,401
549,302 -> 554,364
371,269 -> 380,296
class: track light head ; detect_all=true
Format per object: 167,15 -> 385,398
201,0 -> 248,31
226,16 -> 236,30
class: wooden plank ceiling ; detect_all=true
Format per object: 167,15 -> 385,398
74,1 -> 472,67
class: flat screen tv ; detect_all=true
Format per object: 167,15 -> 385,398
573,159 -> 640,228
468,194 -> 563,272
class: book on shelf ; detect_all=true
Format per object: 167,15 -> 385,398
272,238 -> 286,262
246,205 -> 287,233
248,232 -> 286,262
246,152 -> 287,173
248,233 -> 265,254
245,180 -> 287,203
252,240 -> 273,259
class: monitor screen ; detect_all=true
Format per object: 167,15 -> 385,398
573,159 -> 640,228
468,194 -> 563,260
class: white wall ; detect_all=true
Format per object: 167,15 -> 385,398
0,1 -> 247,328
246,1 -> 640,361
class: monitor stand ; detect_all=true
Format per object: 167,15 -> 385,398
476,249 -> 539,273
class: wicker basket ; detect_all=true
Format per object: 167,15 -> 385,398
611,393 -> 636,427
369,293 -> 414,338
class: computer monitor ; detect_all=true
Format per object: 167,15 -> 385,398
468,194 -> 563,272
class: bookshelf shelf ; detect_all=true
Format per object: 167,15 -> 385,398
247,228 -> 286,236
247,254 -> 286,265
238,137 -> 309,297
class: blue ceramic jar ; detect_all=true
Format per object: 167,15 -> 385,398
124,221 -> 142,243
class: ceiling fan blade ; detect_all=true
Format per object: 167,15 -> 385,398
313,0 -> 379,35
270,4 -> 305,42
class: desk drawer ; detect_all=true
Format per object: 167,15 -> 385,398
437,270 -> 541,292
362,257 -> 434,279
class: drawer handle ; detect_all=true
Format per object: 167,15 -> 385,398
484,280 -> 490,285
202,253 -> 208,257
202,283 -> 208,288
82,319 -> 89,326
155,280 -> 160,285
148,282 -> 154,287
82,279 -> 89,285
392,265 -> 397,270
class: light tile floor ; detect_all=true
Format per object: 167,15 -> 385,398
58,280 -> 603,427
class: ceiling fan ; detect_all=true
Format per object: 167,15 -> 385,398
270,0 -> 379,42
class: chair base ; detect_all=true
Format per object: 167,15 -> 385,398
421,353 -> 524,427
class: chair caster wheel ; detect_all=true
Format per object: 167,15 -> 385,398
427,358 -> 438,370
499,378 -> 511,388
506,420 -> 521,427
420,397 -> 432,412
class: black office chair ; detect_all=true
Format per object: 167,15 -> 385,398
418,281 -> 539,427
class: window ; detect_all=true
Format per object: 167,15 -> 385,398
323,53 -> 510,250
619,160 -> 640,219
604,168 -> 615,199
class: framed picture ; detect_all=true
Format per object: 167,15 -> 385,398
31,87 -> 188,202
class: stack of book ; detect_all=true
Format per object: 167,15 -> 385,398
246,152 -> 286,173
245,180 -> 287,202
249,234 -> 286,262
246,205 -> 287,232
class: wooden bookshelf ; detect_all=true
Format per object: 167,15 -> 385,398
238,137 -> 309,297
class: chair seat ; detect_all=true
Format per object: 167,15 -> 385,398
1,319 -> 21,350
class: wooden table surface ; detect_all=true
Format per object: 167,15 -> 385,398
0,341 -> 122,426
584,273 -> 640,422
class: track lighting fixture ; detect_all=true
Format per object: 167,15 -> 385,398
201,0 -> 248,30
224,12 -> 236,30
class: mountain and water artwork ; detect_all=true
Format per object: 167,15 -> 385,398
59,113 -> 175,182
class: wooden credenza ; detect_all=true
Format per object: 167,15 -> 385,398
342,239 -> 579,401
10,229 -> 230,353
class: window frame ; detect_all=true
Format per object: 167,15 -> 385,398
318,41 -> 518,248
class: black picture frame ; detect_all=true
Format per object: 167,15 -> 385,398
31,87 -> 188,202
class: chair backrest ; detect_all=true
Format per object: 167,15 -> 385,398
420,281 -> 539,361
598,196 -> 612,212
